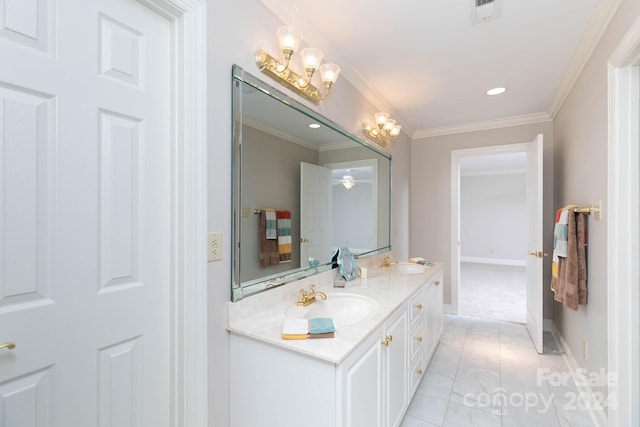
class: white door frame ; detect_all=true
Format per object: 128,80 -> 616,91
607,16 -> 640,427
450,143 -> 530,315
141,1 -> 208,425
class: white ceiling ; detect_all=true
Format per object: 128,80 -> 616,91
260,0 -> 613,136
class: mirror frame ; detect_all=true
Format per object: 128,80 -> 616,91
232,65 -> 392,301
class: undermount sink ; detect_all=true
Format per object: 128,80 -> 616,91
391,262 -> 427,274
285,293 -> 379,328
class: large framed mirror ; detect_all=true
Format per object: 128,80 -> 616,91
232,65 -> 391,301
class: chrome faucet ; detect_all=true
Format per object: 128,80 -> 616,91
297,285 -> 327,307
381,256 -> 399,270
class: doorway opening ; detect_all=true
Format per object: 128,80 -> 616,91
457,152 -> 528,323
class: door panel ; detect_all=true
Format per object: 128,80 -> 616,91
526,134 -> 544,353
300,162 -> 332,263
0,1 -> 173,425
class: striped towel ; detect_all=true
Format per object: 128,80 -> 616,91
265,209 -> 276,240
552,208 -> 569,278
276,210 -> 292,263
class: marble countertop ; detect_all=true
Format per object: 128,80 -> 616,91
226,262 -> 443,364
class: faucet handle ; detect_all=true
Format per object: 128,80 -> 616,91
309,284 -> 316,293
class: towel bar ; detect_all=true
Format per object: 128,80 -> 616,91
571,201 -> 601,220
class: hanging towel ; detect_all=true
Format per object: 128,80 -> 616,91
265,209 -> 277,240
551,208 -> 570,279
551,210 -> 588,311
276,210 -> 292,263
259,209 -> 279,268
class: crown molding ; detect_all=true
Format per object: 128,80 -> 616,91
242,116 -> 320,151
413,112 -> 552,140
547,0 -> 623,118
257,0 -> 414,138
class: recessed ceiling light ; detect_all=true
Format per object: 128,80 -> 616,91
308,123 -> 321,129
486,87 -> 507,96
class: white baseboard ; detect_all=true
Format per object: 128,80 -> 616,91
460,256 -> 527,267
551,323 -> 608,427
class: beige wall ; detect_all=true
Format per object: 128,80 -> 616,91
208,2 -> 412,424
553,0 -> 640,397
410,122 -> 555,319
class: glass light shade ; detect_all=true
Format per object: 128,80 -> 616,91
319,63 -> 341,84
342,176 -> 355,189
300,47 -> 323,71
390,125 -> 401,137
277,25 -> 302,54
375,112 -> 390,126
383,119 -> 396,131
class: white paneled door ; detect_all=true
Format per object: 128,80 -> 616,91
526,134 -> 544,354
0,0 -> 174,426
300,162 -> 332,264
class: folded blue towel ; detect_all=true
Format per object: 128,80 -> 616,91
265,209 -> 277,240
309,318 -> 335,334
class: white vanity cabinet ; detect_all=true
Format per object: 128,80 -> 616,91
227,265 -> 444,427
340,307 -> 408,427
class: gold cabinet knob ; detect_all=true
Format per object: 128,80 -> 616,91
382,335 -> 393,347
0,342 -> 16,351
435,280 -> 440,286
416,304 -> 423,310
416,369 -> 424,375
416,336 -> 423,343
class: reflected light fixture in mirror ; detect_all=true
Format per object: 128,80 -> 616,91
342,170 -> 355,190
362,112 -> 402,147
255,25 -> 341,104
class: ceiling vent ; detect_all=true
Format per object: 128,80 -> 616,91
471,0 -> 501,24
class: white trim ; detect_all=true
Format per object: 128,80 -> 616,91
451,142 -> 530,316
607,17 -> 640,427
414,113 -> 551,139
140,1 -> 208,426
460,168 -> 526,177
460,257 -> 526,267
548,0 -> 624,118
552,324 -> 608,427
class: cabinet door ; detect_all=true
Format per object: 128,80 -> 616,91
384,308 -> 408,427
341,330 -> 384,427
434,273 -> 444,342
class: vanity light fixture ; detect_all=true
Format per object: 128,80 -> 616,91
362,112 -> 402,147
255,25 -> 341,104
342,170 -> 355,190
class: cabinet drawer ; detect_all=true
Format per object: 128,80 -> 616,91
408,290 -> 424,325
409,321 -> 425,362
409,355 -> 425,397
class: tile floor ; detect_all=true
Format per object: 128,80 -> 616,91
401,315 -> 597,427
459,262 -> 527,324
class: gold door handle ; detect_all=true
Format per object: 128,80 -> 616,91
385,335 -> 393,342
416,369 -> 424,375
416,336 -> 423,343
435,280 -> 440,286
0,342 -> 16,351
416,304 -> 423,310
528,251 -> 550,258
